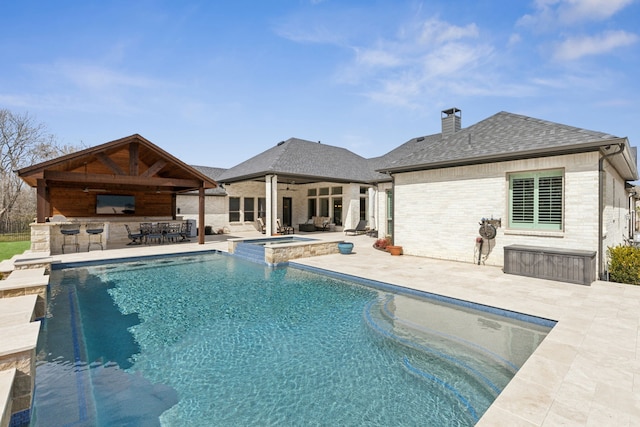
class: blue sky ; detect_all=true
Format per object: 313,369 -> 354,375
1,0 -> 639,169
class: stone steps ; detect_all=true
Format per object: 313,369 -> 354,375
233,243 -> 266,264
0,258 -> 50,427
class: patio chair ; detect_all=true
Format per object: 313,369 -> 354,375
179,221 -> 192,241
86,223 -> 104,251
277,219 -> 294,235
257,217 -> 266,234
60,223 -> 80,253
164,222 -> 182,242
344,220 -> 367,236
318,218 -> 331,232
142,222 -> 166,244
125,224 -> 144,245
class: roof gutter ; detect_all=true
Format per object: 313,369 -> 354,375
380,137 -> 629,175
599,142 -> 626,280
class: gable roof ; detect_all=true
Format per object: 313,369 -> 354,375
378,111 -> 637,180
217,137 -> 388,184
17,134 -> 218,192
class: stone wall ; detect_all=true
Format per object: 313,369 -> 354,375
265,241 -> 341,264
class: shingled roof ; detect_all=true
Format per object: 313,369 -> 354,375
189,165 -> 228,195
377,111 -> 636,179
216,137 -> 388,184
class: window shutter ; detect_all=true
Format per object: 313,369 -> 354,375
509,171 -> 563,230
538,176 -> 562,225
511,177 -> 534,224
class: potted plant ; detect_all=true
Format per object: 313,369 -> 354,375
374,235 -> 402,255
373,236 -> 391,251
386,245 -> 403,256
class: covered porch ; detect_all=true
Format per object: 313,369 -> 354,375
16,134 -> 218,254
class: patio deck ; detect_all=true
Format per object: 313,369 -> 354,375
2,230 -> 639,426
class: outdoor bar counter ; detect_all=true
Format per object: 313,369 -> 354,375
28,217 -> 185,255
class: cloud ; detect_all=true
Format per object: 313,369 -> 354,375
417,19 -> 479,44
50,61 -> 164,91
553,30 -> 639,60
519,0 -> 635,28
3,60 -> 174,116
558,0 -> 635,23
354,47 -> 403,68
344,19 -> 495,107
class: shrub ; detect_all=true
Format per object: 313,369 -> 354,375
374,237 -> 391,250
608,245 -> 640,285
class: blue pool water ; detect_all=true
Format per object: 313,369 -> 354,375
33,253 -> 554,426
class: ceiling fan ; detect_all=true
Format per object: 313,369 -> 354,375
82,187 -> 107,193
283,181 -> 298,191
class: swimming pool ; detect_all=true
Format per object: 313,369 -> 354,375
33,253 -> 554,426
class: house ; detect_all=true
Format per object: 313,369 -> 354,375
177,138 -> 389,236
376,108 -> 638,281
179,108 -> 637,282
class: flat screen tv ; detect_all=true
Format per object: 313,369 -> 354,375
96,194 -> 135,215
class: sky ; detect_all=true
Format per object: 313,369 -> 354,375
1,0 -> 639,170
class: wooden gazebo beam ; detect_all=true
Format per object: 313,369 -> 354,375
43,170 -> 202,189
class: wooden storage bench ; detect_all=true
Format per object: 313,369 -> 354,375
503,245 -> 596,285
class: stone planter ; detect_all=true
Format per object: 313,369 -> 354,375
386,245 -> 403,256
337,242 -> 354,254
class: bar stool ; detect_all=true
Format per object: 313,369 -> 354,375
60,224 -> 80,253
86,223 -> 104,251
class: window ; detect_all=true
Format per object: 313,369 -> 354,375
319,187 -> 329,196
307,189 -> 317,197
509,170 -> 563,230
331,186 -> 342,195
359,197 -> 367,221
319,198 -> 329,217
308,198 -> 317,219
257,197 -> 266,220
332,198 -> 342,226
229,197 -> 241,222
244,198 -> 255,222
360,186 -> 368,194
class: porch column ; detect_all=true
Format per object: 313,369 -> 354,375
265,175 -> 275,236
270,175 -> 278,235
368,187 -> 376,231
198,186 -> 205,244
36,179 -> 48,223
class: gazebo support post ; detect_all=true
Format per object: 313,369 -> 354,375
198,186 -> 205,244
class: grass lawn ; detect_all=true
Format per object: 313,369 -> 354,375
0,241 -> 31,261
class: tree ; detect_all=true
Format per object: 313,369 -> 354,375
0,109 -> 77,226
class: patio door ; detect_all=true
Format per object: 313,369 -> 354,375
282,197 -> 293,226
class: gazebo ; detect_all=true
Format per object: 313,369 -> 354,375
16,134 -> 217,253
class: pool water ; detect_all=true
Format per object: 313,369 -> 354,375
33,253 -> 553,426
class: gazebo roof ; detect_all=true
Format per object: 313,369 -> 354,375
17,134 -> 218,193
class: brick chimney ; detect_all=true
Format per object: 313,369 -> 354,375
441,108 -> 461,137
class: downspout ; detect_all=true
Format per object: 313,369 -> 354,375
598,143 -> 625,280
390,172 -> 395,245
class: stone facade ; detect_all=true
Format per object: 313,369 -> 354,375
265,241 -> 341,264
